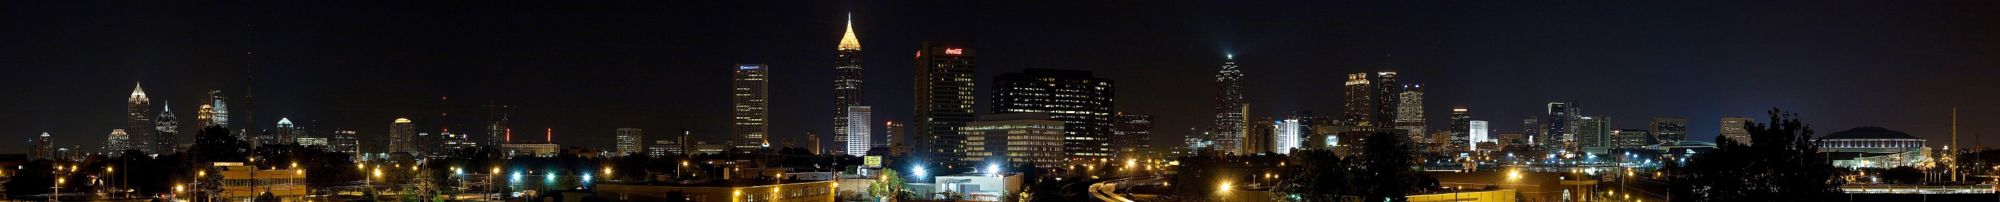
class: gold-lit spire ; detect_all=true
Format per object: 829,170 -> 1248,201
837,13 -> 861,51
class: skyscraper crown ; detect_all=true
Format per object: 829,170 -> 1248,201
837,14 -> 861,51
129,82 -> 149,102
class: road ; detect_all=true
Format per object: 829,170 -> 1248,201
1090,176 -> 1166,202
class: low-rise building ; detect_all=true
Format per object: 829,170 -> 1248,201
961,113 -> 1066,168
594,180 -> 835,202
1819,127 -> 1930,169
211,162 -> 307,201
935,172 -> 1023,202
503,143 -> 560,157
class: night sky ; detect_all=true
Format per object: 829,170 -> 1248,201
4,1 -> 1997,153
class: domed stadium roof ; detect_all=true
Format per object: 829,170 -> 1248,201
1824,127 -> 1920,140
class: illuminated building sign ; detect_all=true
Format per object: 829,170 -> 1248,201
738,65 -> 762,70
944,48 -> 964,55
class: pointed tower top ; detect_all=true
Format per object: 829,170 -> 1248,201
837,13 -> 862,51
130,82 -> 148,97
129,82 -> 150,103
162,101 -> 172,112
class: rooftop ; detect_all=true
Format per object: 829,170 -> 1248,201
1823,127 -> 1921,140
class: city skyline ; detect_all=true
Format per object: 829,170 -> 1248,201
4,1 -> 1998,154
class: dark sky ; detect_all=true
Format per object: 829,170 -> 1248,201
4,1 -> 1997,153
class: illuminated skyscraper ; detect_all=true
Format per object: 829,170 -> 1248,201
1469,120 -> 1489,151
31,132 -> 55,160
127,83 -> 157,154
1342,73 -> 1376,127
1372,72 -> 1400,129
486,104 -> 513,146
209,91 -> 230,128
333,129 -> 359,159
1522,117 -> 1540,145
885,121 -> 908,156
1211,54 -> 1248,154
616,128 -> 643,156
1651,117 -> 1689,143
156,102 -> 181,153
734,64 -> 770,149
389,118 -> 416,154
1343,72 -> 1401,130
197,104 -> 214,128
1394,84 -> 1425,140
1274,119 -> 1303,154
832,14 -> 866,157
1544,102 -> 1576,147
1721,117 -> 1752,144
845,106 -> 872,157
275,118 -> 296,145
1449,107 -> 1470,150
1114,113 -> 1154,157
913,42 -> 975,166
805,132 -> 822,155
1577,116 -> 1612,153
1244,117 -> 1275,154
992,68 -> 1116,159
104,129 -> 131,155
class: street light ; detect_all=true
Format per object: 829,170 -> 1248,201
55,178 -> 65,201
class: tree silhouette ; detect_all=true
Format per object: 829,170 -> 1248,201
1673,109 -> 1840,201
1359,131 -> 1421,201
1273,149 -> 1356,201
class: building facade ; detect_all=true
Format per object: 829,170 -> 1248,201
1611,129 -> 1651,149
1449,107 -> 1471,151
1210,55 -> 1248,154
127,83 -> 157,154
914,42 -> 976,167
1244,117 -> 1276,154
1394,84 -> 1425,140
1576,116 -> 1611,153
32,132 -> 56,160
1371,72 -> 1400,130
1274,119 -> 1303,154
1543,102 -> 1576,148
332,129 -> 360,159
1114,113 -> 1153,157
616,128 -> 644,156
990,68 -> 1115,159
1650,117 -> 1688,143
832,16 -> 866,160
156,103 -> 181,153
104,129 -> 131,155
1522,117 -> 1540,146
734,64 -> 770,149
207,90 -> 231,129
1819,127 -> 1930,168
1720,117 -> 1752,144
389,118 -> 416,154
1469,120 -> 1489,151
845,106 -> 873,156
961,113 -> 1066,168
275,118 -> 296,145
